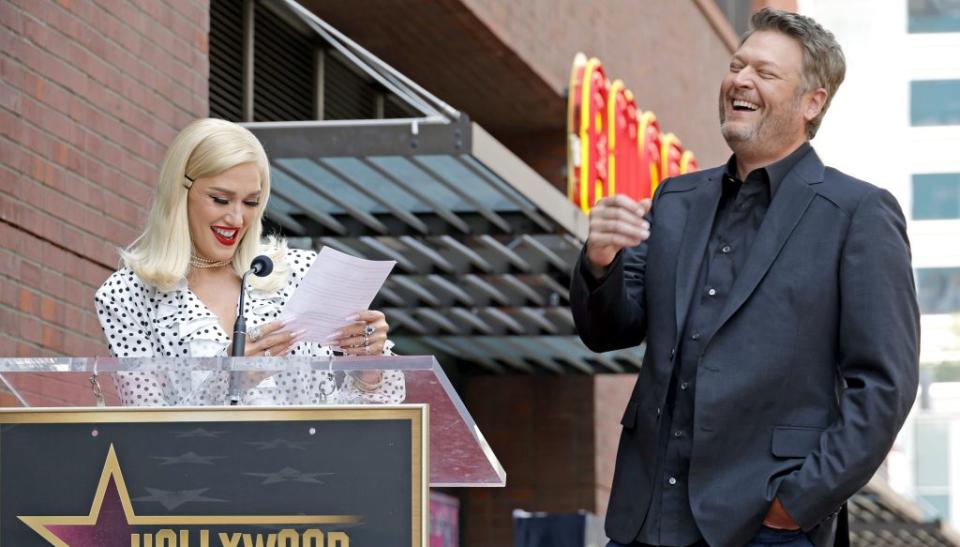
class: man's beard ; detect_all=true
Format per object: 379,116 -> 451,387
720,117 -> 757,143
719,95 -> 804,153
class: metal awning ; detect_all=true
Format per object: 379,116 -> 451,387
850,476 -> 960,546
247,115 -> 646,375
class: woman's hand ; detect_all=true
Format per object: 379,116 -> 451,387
329,310 -> 390,356
242,320 -> 301,357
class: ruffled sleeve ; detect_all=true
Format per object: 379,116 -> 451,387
94,269 -> 156,357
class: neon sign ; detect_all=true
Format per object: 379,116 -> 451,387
567,54 -> 698,212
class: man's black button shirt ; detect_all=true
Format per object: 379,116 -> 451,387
635,142 -> 812,547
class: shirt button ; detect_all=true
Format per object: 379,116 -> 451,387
707,288 -> 717,296
668,477 -> 677,485
656,407 -> 661,416
680,382 -> 689,391
674,430 -> 683,438
691,332 -> 702,341
721,245 -> 732,254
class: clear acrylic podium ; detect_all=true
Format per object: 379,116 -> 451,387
0,355 -> 504,488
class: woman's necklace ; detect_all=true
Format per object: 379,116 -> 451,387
190,253 -> 231,269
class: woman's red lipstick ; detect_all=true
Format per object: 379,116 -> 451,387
211,226 -> 239,246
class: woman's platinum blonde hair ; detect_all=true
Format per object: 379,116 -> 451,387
122,118 -> 289,292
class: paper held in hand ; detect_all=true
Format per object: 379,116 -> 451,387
279,246 -> 396,344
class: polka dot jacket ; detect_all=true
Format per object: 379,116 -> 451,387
94,247 -> 404,406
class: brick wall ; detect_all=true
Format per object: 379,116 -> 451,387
461,0 -> 737,171
462,374 -> 636,546
0,0 -> 209,403
463,375 -> 595,545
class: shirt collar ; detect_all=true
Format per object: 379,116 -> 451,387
724,141 -> 813,198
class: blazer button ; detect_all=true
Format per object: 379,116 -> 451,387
669,348 -> 676,361
656,407 -> 661,416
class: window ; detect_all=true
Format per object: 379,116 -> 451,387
911,80 -> 960,126
252,0 -> 316,122
208,0 -> 419,122
913,173 -> 960,219
915,421 -> 951,519
909,0 -> 960,33
209,0 -> 244,121
917,267 -> 960,314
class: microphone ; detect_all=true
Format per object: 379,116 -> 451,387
228,255 -> 274,406
250,255 -> 274,277
231,255 -> 274,357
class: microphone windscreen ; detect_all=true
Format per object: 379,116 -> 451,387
251,255 -> 274,277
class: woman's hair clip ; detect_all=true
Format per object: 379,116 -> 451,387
184,173 -> 196,183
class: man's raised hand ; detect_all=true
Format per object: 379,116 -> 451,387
585,195 -> 652,277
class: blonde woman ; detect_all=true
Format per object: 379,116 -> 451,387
94,118 -> 403,405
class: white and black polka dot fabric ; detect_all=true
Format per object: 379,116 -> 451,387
94,247 -> 404,406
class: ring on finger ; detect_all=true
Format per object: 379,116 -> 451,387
263,348 -> 271,357
361,331 -> 370,347
249,325 -> 262,342
364,325 -> 376,336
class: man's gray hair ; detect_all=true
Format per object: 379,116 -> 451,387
745,8 -> 846,139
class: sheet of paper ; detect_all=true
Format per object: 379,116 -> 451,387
279,246 -> 396,344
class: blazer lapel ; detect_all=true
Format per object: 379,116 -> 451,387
708,151 -> 825,338
674,173 -> 723,339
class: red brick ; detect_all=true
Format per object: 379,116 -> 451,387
83,308 -> 105,339
0,164 -> 16,197
30,42 -> 176,153
40,321 -> 62,350
39,296 -> 59,323
17,287 -> 37,316
4,0 -> 204,360
61,277 -> 87,308
0,79 -> 22,112
0,250 -> 19,280
0,1 -> 25,34
20,10 -> 51,49
19,315 -> 43,344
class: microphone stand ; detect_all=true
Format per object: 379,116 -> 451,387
229,268 -> 255,406
228,255 -> 274,406
231,268 -> 255,357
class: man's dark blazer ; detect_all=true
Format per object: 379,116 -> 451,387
571,148 -> 920,547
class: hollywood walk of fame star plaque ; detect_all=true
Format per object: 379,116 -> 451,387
0,406 -> 428,546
